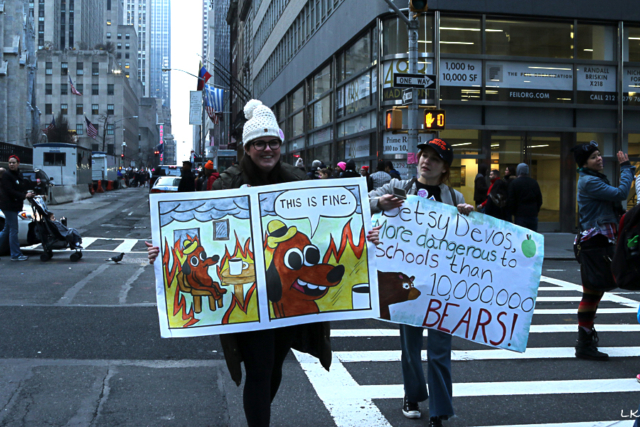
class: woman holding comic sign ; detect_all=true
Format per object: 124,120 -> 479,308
147,100 -> 330,427
367,139 -> 474,426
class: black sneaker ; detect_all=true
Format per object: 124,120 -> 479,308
429,417 -> 444,427
402,396 -> 421,419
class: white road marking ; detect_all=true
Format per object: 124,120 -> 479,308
81,237 -> 98,248
471,422 -> 634,427
114,239 -> 138,253
119,267 -> 146,304
56,264 -> 110,306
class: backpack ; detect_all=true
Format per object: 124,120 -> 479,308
612,204 -> 640,290
488,179 -> 508,208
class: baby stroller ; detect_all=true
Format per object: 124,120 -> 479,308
28,197 -> 83,262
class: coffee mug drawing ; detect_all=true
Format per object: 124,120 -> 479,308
229,258 -> 249,276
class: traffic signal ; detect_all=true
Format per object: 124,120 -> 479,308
385,109 -> 403,131
409,0 -> 428,13
424,109 -> 446,130
121,154 -> 124,158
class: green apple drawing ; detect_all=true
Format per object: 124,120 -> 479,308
521,235 -> 536,258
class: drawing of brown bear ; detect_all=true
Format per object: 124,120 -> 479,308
378,272 -> 420,320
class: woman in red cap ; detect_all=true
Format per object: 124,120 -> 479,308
0,155 -> 34,261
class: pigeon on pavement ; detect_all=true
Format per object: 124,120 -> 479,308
107,253 -> 125,263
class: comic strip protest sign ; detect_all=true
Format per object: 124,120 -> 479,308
372,196 -> 543,352
149,178 -> 379,338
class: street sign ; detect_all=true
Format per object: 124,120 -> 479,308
394,73 -> 436,89
402,88 -> 413,104
424,109 -> 446,130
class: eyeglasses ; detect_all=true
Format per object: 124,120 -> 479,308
251,139 -> 282,151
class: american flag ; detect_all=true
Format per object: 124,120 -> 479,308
204,84 -> 224,125
44,116 -> 55,134
69,76 -> 82,96
85,116 -> 98,139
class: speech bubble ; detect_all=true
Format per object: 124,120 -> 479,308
274,188 -> 357,237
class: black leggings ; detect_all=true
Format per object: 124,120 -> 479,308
236,326 -> 298,427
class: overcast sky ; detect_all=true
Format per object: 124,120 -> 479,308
170,0 -> 203,162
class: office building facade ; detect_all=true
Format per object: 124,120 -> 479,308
123,0 -> 151,97
149,0 -> 170,106
230,0 -> 640,232
38,0 -> 104,50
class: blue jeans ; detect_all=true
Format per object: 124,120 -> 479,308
515,216 -> 538,232
400,324 -> 454,419
0,210 -> 23,258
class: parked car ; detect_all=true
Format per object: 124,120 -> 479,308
22,169 -> 54,200
150,176 -> 182,194
159,165 -> 182,177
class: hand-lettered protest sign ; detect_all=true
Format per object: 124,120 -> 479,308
372,196 -> 543,352
149,178 -> 379,338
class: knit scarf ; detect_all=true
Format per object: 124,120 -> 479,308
579,167 -> 610,185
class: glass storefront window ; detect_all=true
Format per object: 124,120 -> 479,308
276,100 -> 286,121
383,15 -> 433,56
449,158 -> 475,205
345,32 -> 371,80
313,64 -> 331,99
440,17 -> 481,55
312,95 -> 332,129
289,137 -> 305,153
440,130 -> 481,155
336,52 -> 344,83
625,27 -> 640,62
292,111 -> 304,137
309,127 -> 333,146
486,19 -> 574,59
344,134 -> 371,159
345,71 -> 371,115
577,23 -> 616,61
291,86 -> 304,112
338,111 -> 375,138
313,143 -> 332,165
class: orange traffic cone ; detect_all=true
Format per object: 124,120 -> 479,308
96,180 -> 104,193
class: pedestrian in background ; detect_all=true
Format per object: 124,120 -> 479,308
177,160 -> 196,192
360,165 -> 373,192
484,170 -> 510,221
385,160 -> 401,180
340,159 -> 361,178
0,155 -> 34,261
473,163 -> 489,209
199,161 -> 219,191
504,165 -> 517,189
148,99 -> 331,427
318,168 -> 331,179
368,138 -> 474,426
307,159 -> 325,180
507,163 -> 542,231
370,161 -> 392,190
571,141 -> 635,360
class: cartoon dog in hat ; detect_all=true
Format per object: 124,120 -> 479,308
265,220 -> 345,319
176,235 -> 225,313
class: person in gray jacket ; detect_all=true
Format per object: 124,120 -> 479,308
368,138 -> 473,426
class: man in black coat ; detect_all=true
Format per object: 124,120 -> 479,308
0,155 -> 33,261
474,163 -> 489,209
507,163 -> 543,232
177,160 -> 196,192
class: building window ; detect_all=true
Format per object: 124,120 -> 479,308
107,84 -> 115,95
125,62 -> 130,69
43,152 -> 66,166
117,33 -> 122,39
76,84 -> 83,94
61,84 -> 68,95
117,53 -> 122,59
76,103 -> 83,115
45,62 -> 52,75
576,23 -> 617,60
117,43 -> 122,49
125,33 -> 130,39
312,95 -> 332,129
312,64 -> 331,100
92,104 -> 99,115
125,43 -> 130,49
76,62 -> 83,75
45,83 -> 52,95
382,15 -> 433,57
92,84 -> 99,95
107,104 -> 114,115
61,62 -> 68,76
291,86 -> 304,112
486,19 -> 574,59
45,104 -> 52,114
76,124 -> 83,135
61,104 -> 68,115
106,32 -> 111,39
125,53 -> 130,59
107,20 -> 111,26
107,124 -> 115,135
627,27 -> 640,62
439,17 -> 481,55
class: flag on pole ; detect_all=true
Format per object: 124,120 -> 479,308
69,76 -> 82,96
44,115 -> 55,134
197,61 -> 212,91
85,115 -> 98,139
204,84 -> 224,125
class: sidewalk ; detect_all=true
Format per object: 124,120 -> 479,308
542,233 -> 576,260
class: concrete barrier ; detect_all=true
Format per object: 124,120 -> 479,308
49,185 -> 93,205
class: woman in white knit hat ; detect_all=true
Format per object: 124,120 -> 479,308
146,100 -> 329,427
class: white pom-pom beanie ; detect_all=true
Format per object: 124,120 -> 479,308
242,99 -> 283,146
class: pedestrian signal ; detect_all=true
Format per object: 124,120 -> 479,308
409,0 -> 428,13
424,110 -> 446,130
385,109 -> 403,131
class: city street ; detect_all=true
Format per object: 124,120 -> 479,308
0,187 -> 639,426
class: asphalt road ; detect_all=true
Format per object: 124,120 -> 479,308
1,187 -> 639,427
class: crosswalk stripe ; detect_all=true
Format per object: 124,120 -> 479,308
82,237 -> 98,248
326,346 -> 640,363
471,422 -> 634,427
113,239 -> 138,253
330,324 -> 640,337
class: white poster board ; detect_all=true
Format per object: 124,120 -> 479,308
372,196 -> 543,353
189,91 -> 202,126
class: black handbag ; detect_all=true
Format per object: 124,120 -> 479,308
574,236 -> 617,292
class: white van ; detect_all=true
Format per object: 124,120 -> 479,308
33,143 -> 92,186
